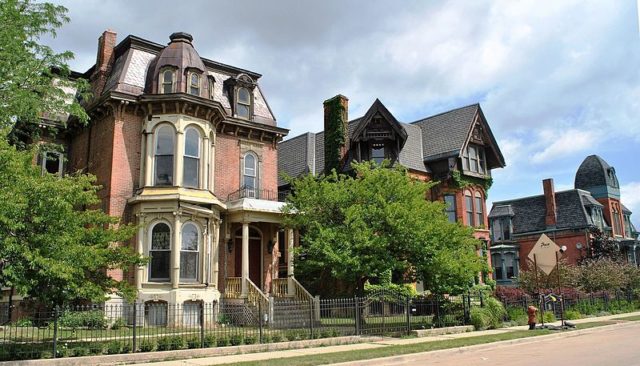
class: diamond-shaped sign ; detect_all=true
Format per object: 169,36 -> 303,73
528,233 -> 560,275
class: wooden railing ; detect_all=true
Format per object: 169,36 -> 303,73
272,278 -> 288,297
246,278 -> 269,312
292,277 -> 314,303
224,277 -> 242,299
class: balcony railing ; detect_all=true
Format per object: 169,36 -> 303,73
227,187 -> 289,202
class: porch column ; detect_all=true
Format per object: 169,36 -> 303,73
135,215 -> 145,290
171,214 -> 182,289
287,228 -> 295,296
144,132 -> 153,186
211,219 -> 220,288
175,130 -> 185,187
241,222 -> 249,296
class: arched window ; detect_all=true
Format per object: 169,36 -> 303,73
236,87 -> 251,119
150,223 -> 171,281
474,192 -> 484,227
161,69 -> 174,94
243,152 -> 257,197
189,72 -> 200,96
180,222 -> 199,281
183,127 -> 200,188
154,125 -> 175,186
465,191 -> 473,226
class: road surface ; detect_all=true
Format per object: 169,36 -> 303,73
340,322 -> 640,366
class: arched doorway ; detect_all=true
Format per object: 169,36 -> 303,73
234,227 -> 262,288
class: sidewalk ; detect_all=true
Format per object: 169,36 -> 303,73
130,311 -> 640,366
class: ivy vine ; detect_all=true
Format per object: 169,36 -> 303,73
324,97 -> 346,173
451,170 -> 493,195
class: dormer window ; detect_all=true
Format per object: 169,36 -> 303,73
189,72 -> 200,96
208,75 -> 215,100
491,217 -> 512,241
236,87 -> 251,119
462,144 -> 486,175
161,69 -> 175,94
371,143 -> 385,164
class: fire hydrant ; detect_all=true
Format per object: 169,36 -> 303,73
527,305 -> 538,330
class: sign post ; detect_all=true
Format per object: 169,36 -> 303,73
528,234 -> 564,328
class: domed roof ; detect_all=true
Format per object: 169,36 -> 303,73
574,155 -> 620,198
145,32 -> 210,98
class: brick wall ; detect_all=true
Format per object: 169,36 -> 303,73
214,134 -> 240,200
517,230 -> 590,270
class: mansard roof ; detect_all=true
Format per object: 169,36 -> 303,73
575,155 -> 620,190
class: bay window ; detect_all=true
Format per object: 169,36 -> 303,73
183,127 -> 200,188
149,223 -> 171,281
180,223 -> 199,281
154,125 -> 175,186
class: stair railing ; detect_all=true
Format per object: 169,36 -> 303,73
246,278 -> 269,317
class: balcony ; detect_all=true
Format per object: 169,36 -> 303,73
227,187 -> 289,202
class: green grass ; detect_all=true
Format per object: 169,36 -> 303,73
612,315 -> 640,321
574,321 -> 616,329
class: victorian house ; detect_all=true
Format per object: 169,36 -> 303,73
278,95 -> 506,287
5,30 -> 315,318
489,155 -> 639,285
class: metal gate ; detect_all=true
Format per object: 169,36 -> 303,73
358,289 -> 410,336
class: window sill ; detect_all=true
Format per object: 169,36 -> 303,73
461,170 -> 490,180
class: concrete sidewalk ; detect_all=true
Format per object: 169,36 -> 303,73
130,311 -> 640,366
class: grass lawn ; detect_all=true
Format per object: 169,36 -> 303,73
225,321 -> 617,366
611,315 -> 640,321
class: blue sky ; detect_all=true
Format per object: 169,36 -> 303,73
46,0 -> 640,226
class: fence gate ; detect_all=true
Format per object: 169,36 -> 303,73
358,289 -> 409,336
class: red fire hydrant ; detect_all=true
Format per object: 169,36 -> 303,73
527,305 -> 538,330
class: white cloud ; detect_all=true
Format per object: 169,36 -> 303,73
530,129 -> 597,164
621,182 -> 640,215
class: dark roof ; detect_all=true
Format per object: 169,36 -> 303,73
580,193 -> 603,207
575,155 -> 619,190
488,204 -> 515,218
278,133 -> 314,186
411,104 -> 478,161
492,190 -> 591,234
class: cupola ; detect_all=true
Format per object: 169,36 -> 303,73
574,155 -> 620,199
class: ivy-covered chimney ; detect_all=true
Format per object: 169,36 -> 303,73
323,94 -> 349,174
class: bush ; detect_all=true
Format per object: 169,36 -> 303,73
271,333 -> 283,343
244,335 -> 257,344
14,318 -> 33,327
564,310 -> 582,320
542,311 -> 556,323
121,342 -> 132,354
110,318 -> 127,330
59,310 -> 107,330
506,307 -> 528,326
106,341 -> 122,355
139,339 -> 156,352
216,336 -> 230,347
262,333 -> 272,343
470,297 -> 506,330
187,337 -> 200,349
320,329 -> 332,338
71,347 -> 89,357
203,334 -> 216,348
230,333 -> 244,346
169,335 -> 185,350
156,336 -> 171,351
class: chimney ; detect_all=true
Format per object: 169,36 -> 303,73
92,29 -> 117,97
323,94 -> 349,174
543,178 -> 557,227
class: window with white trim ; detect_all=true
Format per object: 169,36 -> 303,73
475,192 -> 484,227
180,223 -> 199,281
154,125 -> 175,186
40,151 -> 63,176
465,191 -> 473,226
491,217 -> 512,241
183,127 -> 200,188
243,152 -> 257,197
236,87 -> 251,119
149,223 -> 171,281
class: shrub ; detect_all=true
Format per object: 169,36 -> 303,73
187,337 -> 200,349
331,328 -> 340,337
106,341 -> 122,355
320,329 -> 332,338
139,339 -> 156,352
262,333 -> 272,343
244,335 -> 257,344
121,342 -> 132,354
216,336 -> 230,347
470,307 -> 491,330
542,311 -> 556,323
203,334 -> 216,348
495,286 -> 529,303
169,335 -> 185,350
59,310 -> 107,330
506,307 -> 528,326
110,318 -> 127,330
271,333 -> 283,343
15,318 -> 33,327
229,333 -> 244,346
564,310 -> 582,320
156,336 -> 171,351
470,297 -> 507,330
72,347 -> 89,357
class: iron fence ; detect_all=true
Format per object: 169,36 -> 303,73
0,293 -> 471,361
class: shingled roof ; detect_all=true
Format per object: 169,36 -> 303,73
492,190 -> 592,235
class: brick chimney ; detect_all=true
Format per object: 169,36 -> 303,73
323,94 -> 349,173
91,29 -> 117,97
543,178 -> 557,227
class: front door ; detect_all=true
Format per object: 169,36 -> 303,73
234,228 -> 262,288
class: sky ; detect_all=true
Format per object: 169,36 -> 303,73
45,0 -> 640,227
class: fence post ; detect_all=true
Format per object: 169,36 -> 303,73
258,300 -> 263,344
354,296 -> 360,335
406,296 -> 411,336
132,301 -> 137,353
309,298 -> 314,339
52,305 -> 59,358
200,301 -> 205,348
479,290 -> 484,307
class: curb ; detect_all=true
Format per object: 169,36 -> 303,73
332,321 -> 640,366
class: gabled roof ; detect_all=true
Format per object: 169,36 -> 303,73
491,190 -> 591,234
351,99 -> 408,146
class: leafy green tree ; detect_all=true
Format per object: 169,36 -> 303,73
283,161 -> 484,296
583,227 -> 624,262
0,0 -> 88,132
0,140 -> 144,305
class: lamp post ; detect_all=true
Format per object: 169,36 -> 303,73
556,245 -> 567,327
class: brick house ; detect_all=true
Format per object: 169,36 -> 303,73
489,155 -> 639,286
2,30 -> 320,317
277,95 -> 506,289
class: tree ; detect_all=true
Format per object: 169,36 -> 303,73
583,227 -> 624,262
0,139 -> 144,306
0,0 -> 88,132
282,161 -> 484,296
